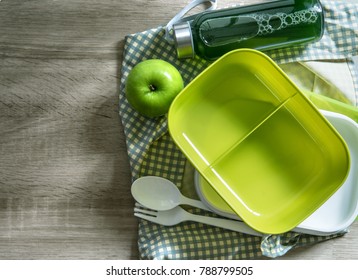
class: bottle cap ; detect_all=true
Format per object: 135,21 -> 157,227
173,22 -> 194,59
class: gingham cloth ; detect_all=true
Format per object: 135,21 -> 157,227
119,0 -> 358,259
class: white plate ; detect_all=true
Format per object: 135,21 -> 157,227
195,110 -> 358,235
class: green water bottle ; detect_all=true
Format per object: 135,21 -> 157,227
173,0 -> 324,60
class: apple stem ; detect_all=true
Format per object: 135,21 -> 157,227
149,84 -> 156,91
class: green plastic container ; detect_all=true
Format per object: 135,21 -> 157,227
168,49 -> 350,234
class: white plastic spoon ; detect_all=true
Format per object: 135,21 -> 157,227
131,176 -> 211,211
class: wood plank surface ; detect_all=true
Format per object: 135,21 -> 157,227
0,0 -> 357,260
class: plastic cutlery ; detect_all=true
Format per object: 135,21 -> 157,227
134,203 -> 263,237
131,176 -> 211,211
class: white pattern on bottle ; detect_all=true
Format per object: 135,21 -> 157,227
248,8 -> 319,36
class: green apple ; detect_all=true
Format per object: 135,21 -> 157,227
125,59 -> 184,118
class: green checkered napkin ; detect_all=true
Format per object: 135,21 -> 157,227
119,0 -> 358,259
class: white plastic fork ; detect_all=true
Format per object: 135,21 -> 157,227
134,203 -> 263,237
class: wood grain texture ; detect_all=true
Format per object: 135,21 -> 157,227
0,0 -> 357,260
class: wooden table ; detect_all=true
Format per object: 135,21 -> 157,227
0,0 -> 357,260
